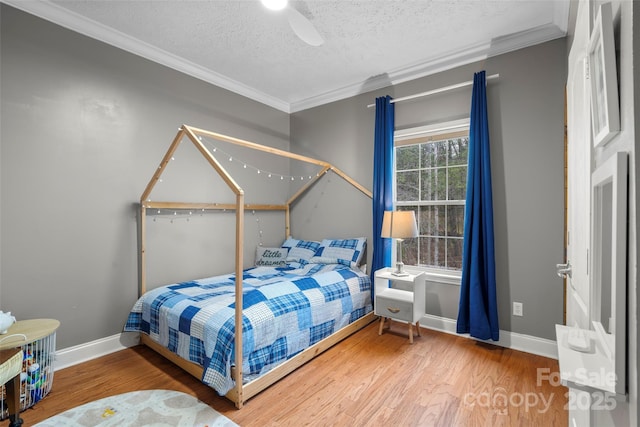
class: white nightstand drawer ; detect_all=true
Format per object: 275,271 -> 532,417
376,293 -> 413,322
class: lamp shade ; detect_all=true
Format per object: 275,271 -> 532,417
381,210 -> 418,239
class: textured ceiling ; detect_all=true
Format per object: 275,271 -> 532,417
4,0 -> 570,112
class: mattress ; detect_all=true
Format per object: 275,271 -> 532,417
124,262 -> 372,395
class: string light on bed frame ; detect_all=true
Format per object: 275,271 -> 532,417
150,208 -> 230,221
252,210 -> 264,246
143,134 -> 329,207
150,209 -> 193,223
145,154 -> 177,203
148,207 -> 265,245
144,136 -> 331,206
198,136 -> 319,182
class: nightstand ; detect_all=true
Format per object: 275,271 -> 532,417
374,267 -> 426,343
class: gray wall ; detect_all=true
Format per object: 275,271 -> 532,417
3,2 -> 635,423
291,39 -> 567,341
1,4 -> 568,349
0,5 -> 290,348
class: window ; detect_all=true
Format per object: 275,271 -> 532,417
394,119 -> 469,273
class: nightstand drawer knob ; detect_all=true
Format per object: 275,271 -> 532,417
387,307 -> 401,314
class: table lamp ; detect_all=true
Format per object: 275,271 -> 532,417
381,210 -> 418,276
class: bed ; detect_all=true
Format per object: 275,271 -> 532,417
129,125 -> 375,408
125,244 -> 372,395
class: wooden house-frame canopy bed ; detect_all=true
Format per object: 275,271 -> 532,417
127,125 -> 375,408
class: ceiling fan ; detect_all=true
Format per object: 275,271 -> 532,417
260,0 -> 324,46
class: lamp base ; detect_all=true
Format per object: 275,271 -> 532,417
391,262 -> 410,277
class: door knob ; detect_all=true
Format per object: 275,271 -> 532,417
556,261 -> 572,278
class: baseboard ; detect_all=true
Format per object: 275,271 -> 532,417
53,316 -> 558,371
54,332 -> 140,371
420,313 -> 558,359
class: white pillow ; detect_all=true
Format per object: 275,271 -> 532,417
255,247 -> 288,267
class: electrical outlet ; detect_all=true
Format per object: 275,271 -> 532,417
513,302 -> 523,317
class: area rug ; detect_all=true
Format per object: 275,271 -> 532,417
34,389 -> 239,427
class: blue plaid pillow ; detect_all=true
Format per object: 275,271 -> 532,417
281,237 -> 321,264
310,237 -> 366,268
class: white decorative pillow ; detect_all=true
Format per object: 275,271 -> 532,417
255,247 -> 288,267
310,237 -> 366,268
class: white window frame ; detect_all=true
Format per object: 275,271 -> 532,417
393,118 -> 470,286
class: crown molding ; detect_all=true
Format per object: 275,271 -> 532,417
1,0 -> 291,113
291,0 -> 570,112
4,0 -> 568,115
290,21 -> 567,113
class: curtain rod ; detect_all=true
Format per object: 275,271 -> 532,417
366,73 -> 499,108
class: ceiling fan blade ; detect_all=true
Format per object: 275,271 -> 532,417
286,7 -> 324,46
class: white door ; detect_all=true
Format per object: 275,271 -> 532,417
564,1 -> 593,426
564,0 -> 592,330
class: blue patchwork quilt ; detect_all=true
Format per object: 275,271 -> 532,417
124,262 -> 372,395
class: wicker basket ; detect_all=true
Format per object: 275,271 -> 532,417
0,350 -> 22,384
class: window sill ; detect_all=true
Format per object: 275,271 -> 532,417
408,267 -> 461,286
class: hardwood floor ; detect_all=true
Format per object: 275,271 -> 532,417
17,322 -> 567,426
